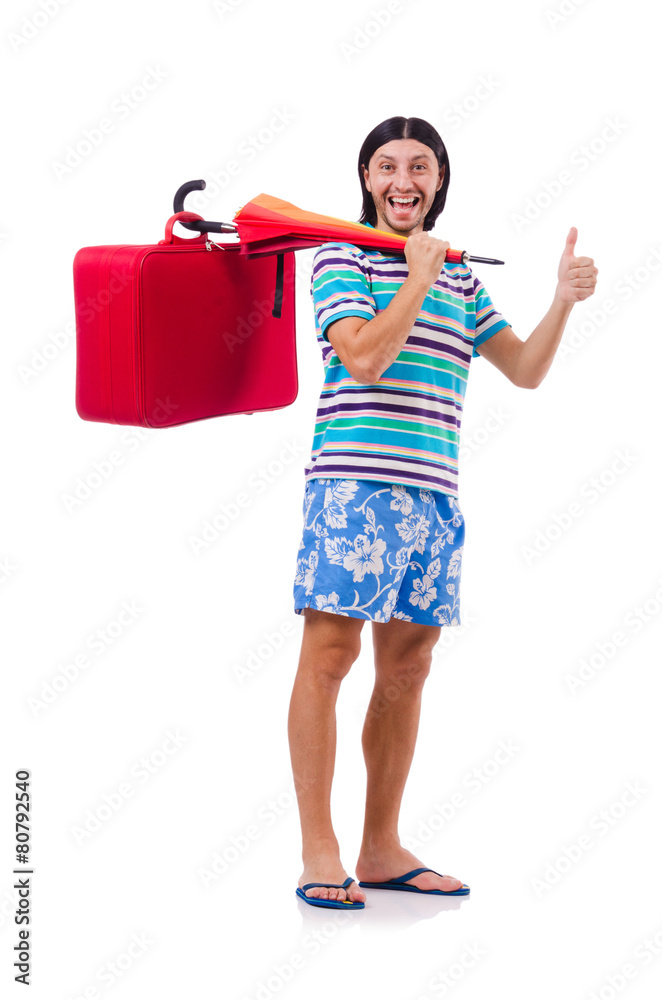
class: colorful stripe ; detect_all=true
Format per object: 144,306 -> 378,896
304,234 -> 510,498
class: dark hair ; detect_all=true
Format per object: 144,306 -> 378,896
358,117 -> 450,232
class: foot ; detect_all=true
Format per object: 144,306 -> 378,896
356,842 -> 464,893
298,852 -> 367,905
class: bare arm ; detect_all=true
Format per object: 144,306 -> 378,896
326,232 -> 450,384
476,293 -> 574,389
476,227 -> 598,388
327,275 -> 433,384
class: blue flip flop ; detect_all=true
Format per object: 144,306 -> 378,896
296,876 -> 365,909
358,867 -> 470,895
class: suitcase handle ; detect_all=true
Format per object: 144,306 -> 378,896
161,211 -> 210,245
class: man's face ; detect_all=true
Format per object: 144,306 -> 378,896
362,138 -> 444,237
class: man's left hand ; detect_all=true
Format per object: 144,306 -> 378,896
556,227 -> 598,304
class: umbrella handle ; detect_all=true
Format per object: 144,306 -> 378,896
173,178 -> 237,234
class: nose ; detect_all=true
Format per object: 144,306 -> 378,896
390,164 -> 413,190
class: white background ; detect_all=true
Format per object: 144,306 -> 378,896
2,0 -> 661,997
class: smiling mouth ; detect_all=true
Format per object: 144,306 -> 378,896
387,196 -> 420,210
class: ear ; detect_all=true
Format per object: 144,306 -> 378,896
436,164 -> 445,191
361,163 -> 372,192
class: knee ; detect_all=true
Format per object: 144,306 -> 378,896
377,645 -> 433,692
300,608 -> 363,685
317,641 -> 361,684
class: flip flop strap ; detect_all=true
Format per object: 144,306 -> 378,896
389,867 -> 443,884
301,876 -> 354,891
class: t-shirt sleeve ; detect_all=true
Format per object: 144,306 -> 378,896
310,243 -> 377,343
472,274 -> 511,358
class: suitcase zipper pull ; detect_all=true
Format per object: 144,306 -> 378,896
205,239 -> 230,251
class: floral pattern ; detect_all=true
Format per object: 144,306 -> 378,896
293,479 -> 465,625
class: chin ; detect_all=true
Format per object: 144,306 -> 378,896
383,212 -> 423,234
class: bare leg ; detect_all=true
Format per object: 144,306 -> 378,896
288,607 -> 366,904
355,617 -> 464,892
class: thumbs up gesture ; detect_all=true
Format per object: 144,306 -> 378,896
556,227 -> 598,304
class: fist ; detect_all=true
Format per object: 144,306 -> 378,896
405,231 -> 451,287
557,227 -> 598,304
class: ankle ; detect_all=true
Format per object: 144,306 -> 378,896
359,832 -> 401,857
301,835 -> 341,864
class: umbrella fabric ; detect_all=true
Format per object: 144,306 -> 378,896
229,234 -> 326,259
232,193 -> 408,256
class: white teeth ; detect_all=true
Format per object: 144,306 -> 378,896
391,197 -> 415,204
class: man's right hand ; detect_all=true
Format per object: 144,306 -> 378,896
404,231 -> 450,288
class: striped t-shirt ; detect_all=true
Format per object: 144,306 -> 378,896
303,232 -> 510,499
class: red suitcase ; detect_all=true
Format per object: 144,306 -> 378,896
73,211 -> 297,428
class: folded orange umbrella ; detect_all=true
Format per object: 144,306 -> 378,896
172,182 -> 503,264
231,193 -> 503,264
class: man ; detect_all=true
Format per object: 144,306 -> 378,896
289,116 -> 598,908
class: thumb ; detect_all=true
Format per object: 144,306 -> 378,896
564,226 -> 578,256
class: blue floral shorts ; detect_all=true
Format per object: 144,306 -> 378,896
293,478 -> 465,626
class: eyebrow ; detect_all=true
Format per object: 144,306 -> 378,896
376,153 -> 434,163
